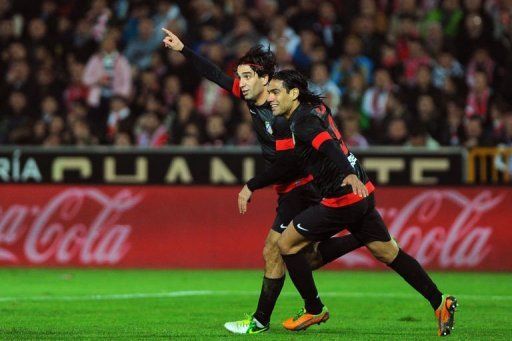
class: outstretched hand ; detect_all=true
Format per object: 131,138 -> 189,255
238,185 -> 253,214
162,28 -> 184,51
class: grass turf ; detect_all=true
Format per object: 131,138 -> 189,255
0,269 -> 510,340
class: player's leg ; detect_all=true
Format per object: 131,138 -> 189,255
303,234 -> 363,270
252,230 -> 286,326
253,228 -> 362,324
278,221 -> 330,331
357,198 -> 457,336
224,229 -> 282,334
277,201 -> 365,331
225,186 -> 362,334
365,238 -> 457,336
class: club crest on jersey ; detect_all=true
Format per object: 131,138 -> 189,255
265,121 -> 273,135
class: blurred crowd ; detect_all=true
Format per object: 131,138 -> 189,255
1,0 -> 512,149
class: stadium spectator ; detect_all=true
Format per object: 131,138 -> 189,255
465,69 -> 493,123
438,99 -> 466,146
229,121 -> 257,146
107,96 -> 131,141
292,29 -> 321,72
465,48 -> 497,88
71,119 -> 98,146
385,117 -> 409,145
309,62 -> 341,115
2,91 -> 32,144
416,94 -> 442,141
342,114 -> 369,148
114,131 -> 133,147
47,115 -> 67,145
331,34 -> 374,92
361,68 -> 394,124
124,17 -> 161,70
63,62 -> 89,111
170,93 -> 202,144
39,96 -> 61,124
464,115 -> 492,148
432,49 -> 464,89
313,1 -> 344,57
83,33 -> 131,137
135,112 -> 169,147
204,114 -> 227,146
424,0 -> 464,40
405,123 -> 441,149
31,119 -> 47,145
497,112 -> 512,146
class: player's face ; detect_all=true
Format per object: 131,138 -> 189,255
236,64 -> 266,100
267,79 -> 294,117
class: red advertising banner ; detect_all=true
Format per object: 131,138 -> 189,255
0,185 -> 510,270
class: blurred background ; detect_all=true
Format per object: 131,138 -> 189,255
0,0 -> 511,151
0,0 -> 511,270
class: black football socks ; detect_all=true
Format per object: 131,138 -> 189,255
388,249 -> 443,310
253,276 -> 285,326
282,252 -> 324,314
317,234 -> 363,266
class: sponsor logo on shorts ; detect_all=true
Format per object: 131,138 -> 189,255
280,224 -> 287,229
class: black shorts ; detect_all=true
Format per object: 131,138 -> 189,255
292,194 -> 391,244
270,183 -> 321,233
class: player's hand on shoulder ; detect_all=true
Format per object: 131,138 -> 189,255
342,174 -> 368,198
162,28 -> 184,51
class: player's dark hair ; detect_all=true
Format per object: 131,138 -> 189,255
272,69 -> 324,106
236,45 -> 276,78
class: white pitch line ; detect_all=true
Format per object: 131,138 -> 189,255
0,290 -> 511,303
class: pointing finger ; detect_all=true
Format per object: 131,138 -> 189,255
161,28 -> 172,36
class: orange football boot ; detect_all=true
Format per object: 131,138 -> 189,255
435,295 -> 458,336
282,306 -> 329,331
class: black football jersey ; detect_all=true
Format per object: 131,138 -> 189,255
288,103 -> 370,198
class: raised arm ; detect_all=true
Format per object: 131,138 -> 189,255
162,28 -> 240,97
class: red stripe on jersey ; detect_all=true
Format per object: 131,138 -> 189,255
321,182 -> 375,208
312,131 -> 332,150
232,78 -> 241,98
274,174 -> 314,194
327,115 -> 341,139
326,115 -> 349,155
340,142 -> 349,155
276,138 -> 294,151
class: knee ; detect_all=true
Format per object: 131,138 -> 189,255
277,237 -> 292,255
369,242 -> 399,264
262,239 -> 280,263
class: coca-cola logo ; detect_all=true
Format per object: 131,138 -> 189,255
338,190 -> 505,268
0,188 -> 142,264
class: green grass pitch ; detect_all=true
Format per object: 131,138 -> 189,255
0,269 -> 510,340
